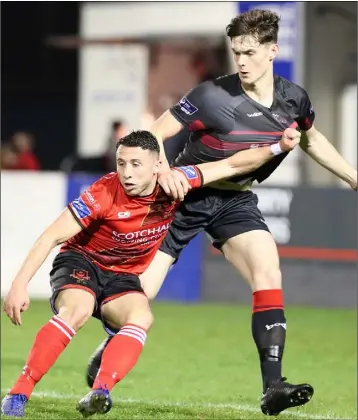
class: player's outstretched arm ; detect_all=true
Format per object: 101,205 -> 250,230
3,208 -> 82,326
198,128 -> 300,185
151,110 -> 184,170
139,251 -> 175,300
300,125 -> 357,190
151,111 -> 190,201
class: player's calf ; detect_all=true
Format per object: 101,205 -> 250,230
3,289 -> 94,409
86,336 -> 113,388
252,288 -> 286,391
252,267 -> 282,291
1,314 -> 76,414
85,286 -> 154,389
91,292 -> 152,391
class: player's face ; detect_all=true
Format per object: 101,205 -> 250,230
231,35 -> 278,85
116,146 -> 160,196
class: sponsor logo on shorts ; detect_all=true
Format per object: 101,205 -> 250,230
70,269 -> 90,283
176,166 -> 198,180
118,211 -> 131,219
71,197 -> 91,219
265,323 -> 287,331
309,105 -> 313,114
179,97 -> 198,116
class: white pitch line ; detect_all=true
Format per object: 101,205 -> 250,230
0,389 -> 351,420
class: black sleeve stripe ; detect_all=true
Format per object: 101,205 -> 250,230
194,166 -> 204,187
67,204 -> 85,230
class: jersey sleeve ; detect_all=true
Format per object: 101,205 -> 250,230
68,177 -> 110,229
171,165 -> 203,189
170,82 -> 218,132
295,88 -> 315,131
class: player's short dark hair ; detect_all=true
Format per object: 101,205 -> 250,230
226,9 -> 280,44
116,130 -> 160,155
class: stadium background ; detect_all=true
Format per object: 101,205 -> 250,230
1,2 -> 357,419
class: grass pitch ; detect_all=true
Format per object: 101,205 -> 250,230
1,301 -> 356,419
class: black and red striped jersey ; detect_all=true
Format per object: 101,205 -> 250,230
170,74 -> 315,184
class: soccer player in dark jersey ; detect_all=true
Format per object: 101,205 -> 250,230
86,9 -> 357,418
1,129 -> 299,418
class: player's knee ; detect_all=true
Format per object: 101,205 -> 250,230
54,289 -> 95,330
57,304 -> 93,331
252,268 -> 282,291
125,308 -> 154,331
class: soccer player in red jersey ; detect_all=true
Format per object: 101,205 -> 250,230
2,129 -> 299,418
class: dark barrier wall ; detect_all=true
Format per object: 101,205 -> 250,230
203,186 -> 357,308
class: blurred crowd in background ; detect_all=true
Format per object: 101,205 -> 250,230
1,132 -> 40,171
1,1 -> 356,187
1,45 -> 223,172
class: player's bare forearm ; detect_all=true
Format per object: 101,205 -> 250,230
198,145 -> 274,185
11,235 -> 58,288
300,127 -> 357,189
150,110 -> 184,169
12,208 -> 82,288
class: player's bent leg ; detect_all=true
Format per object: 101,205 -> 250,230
222,230 -> 281,291
54,288 -> 96,331
221,230 -> 313,415
139,250 -> 175,300
86,252 -> 174,389
86,336 -> 114,388
78,293 -> 151,417
2,288 -> 95,418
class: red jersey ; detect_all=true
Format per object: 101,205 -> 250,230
61,166 -> 203,275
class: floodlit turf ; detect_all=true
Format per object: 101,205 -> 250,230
1,301 -> 356,419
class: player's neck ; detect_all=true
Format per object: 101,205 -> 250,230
137,180 -> 157,197
241,71 -> 274,108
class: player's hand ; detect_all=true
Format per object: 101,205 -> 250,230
279,127 -> 301,152
349,181 -> 357,190
348,171 -> 357,190
3,285 -> 30,326
157,169 -> 191,201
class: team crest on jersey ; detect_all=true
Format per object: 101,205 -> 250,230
70,269 -> 90,283
142,200 -> 176,226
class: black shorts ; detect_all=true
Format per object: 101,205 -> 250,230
49,250 -> 145,335
160,187 -> 269,259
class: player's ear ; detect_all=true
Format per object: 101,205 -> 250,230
269,44 -> 279,61
153,160 -> 160,175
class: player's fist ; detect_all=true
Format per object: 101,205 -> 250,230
348,170 -> 357,190
279,127 -> 301,152
158,169 -> 191,201
3,285 -> 30,326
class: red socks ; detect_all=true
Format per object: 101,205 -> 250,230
9,315 -> 75,399
252,289 -> 284,313
9,318 -> 147,397
93,324 -> 147,391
